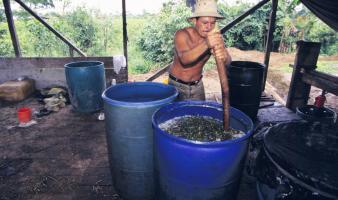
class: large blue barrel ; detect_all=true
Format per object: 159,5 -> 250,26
102,82 -> 178,200
65,61 -> 106,112
152,101 -> 254,200
228,61 -> 266,120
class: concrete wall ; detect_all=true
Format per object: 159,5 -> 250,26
0,56 -> 128,89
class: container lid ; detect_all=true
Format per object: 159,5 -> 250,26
264,122 -> 338,195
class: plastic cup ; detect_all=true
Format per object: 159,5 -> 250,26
17,107 -> 32,123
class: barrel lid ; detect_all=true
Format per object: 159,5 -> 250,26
264,122 -> 338,196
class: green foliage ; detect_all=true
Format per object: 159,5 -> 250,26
0,0 -> 337,74
137,1 -> 192,64
0,7 -> 5,23
219,3 -> 284,51
0,23 -> 13,56
63,8 -> 98,53
304,18 -> 337,55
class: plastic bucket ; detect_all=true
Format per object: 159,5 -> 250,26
17,107 -> 32,123
102,82 -> 178,200
228,61 -> 266,120
152,101 -> 254,200
65,61 -> 106,112
296,105 -> 337,124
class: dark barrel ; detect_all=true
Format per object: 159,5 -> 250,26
64,61 -> 106,112
152,101 -> 254,200
102,82 -> 177,200
228,61 -> 266,120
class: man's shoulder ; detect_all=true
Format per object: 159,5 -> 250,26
175,27 -> 194,39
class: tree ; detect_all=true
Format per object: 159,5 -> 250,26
137,1 -> 192,64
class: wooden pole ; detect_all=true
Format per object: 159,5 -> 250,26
122,0 -> 128,67
14,0 -> 86,57
286,41 -> 321,111
3,0 -> 21,57
215,58 -> 230,130
262,0 -> 278,91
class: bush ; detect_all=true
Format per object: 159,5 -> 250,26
137,1 -> 192,65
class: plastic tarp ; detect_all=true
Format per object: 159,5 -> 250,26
300,0 -> 338,31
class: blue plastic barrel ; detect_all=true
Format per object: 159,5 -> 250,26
65,61 -> 106,112
102,82 -> 178,200
152,101 -> 254,200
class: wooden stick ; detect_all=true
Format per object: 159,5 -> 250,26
212,25 -> 230,131
215,57 -> 230,131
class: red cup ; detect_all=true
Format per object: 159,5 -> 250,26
17,107 -> 32,123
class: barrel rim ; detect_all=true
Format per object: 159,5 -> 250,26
102,82 -> 178,107
152,100 -> 254,146
64,61 -> 104,68
229,61 -> 266,70
296,105 -> 337,121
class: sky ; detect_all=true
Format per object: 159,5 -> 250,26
53,0 -> 260,15
54,0 -> 170,15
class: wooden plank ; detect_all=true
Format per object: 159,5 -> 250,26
302,71 -> 338,95
306,70 -> 338,84
0,57 -> 128,89
145,63 -> 170,81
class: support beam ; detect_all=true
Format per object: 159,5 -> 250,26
3,0 -> 21,57
122,0 -> 128,67
146,63 -> 171,81
262,0 -> 278,91
221,0 -> 270,34
286,41 -> 321,111
13,0 -> 86,57
302,70 -> 338,96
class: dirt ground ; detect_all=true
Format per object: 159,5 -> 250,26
130,48 -> 338,112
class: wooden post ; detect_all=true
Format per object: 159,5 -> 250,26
286,41 -> 321,111
122,0 -> 128,67
262,0 -> 278,91
3,0 -> 22,57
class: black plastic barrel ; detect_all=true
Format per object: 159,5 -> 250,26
65,61 -> 106,112
102,82 -> 178,200
228,61 -> 266,120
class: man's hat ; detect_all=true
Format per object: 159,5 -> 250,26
188,0 -> 224,20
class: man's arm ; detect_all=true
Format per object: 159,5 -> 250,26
174,29 -> 210,67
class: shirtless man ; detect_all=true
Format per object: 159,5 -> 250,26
168,0 -> 231,101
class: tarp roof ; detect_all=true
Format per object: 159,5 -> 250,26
300,0 -> 338,31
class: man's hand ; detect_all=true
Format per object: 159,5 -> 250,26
206,30 -> 223,49
207,30 -> 230,64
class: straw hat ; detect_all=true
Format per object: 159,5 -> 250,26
188,0 -> 224,20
